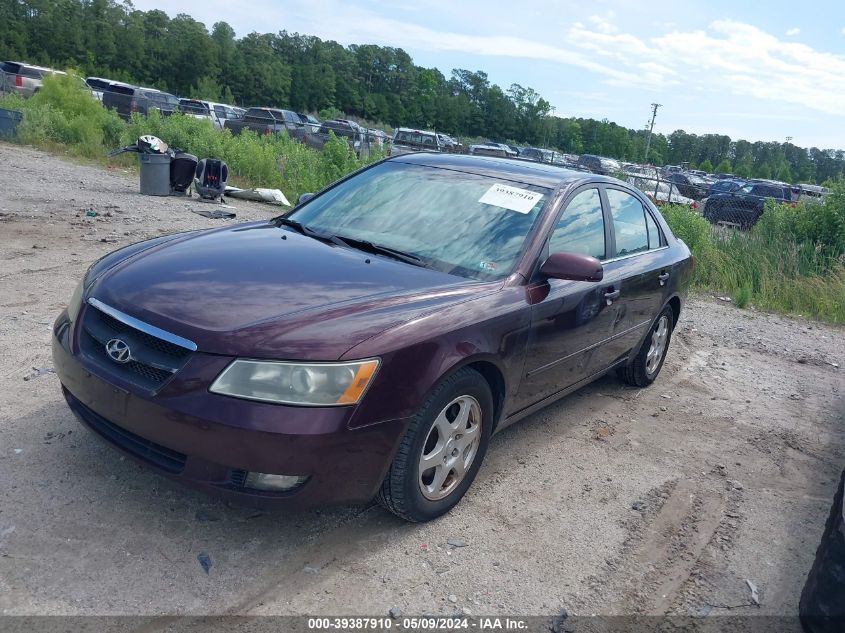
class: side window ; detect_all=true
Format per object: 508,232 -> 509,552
549,188 -> 606,260
645,210 -> 662,249
606,189 -> 649,257
213,105 -> 226,117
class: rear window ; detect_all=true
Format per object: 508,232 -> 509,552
394,130 -> 437,146
180,100 -> 209,114
104,83 -> 135,96
245,109 -> 277,121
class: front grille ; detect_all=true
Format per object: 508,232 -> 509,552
80,302 -> 193,391
66,390 -> 187,473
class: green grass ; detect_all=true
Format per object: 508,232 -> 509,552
658,199 -> 845,323
1,73 -> 384,203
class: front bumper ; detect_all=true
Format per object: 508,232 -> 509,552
52,312 -> 409,508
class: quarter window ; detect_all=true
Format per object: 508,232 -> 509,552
549,188 -> 606,260
607,189 -> 649,257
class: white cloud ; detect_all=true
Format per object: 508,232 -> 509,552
786,27 -> 800,36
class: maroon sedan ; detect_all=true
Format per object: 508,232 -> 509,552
53,153 -> 692,522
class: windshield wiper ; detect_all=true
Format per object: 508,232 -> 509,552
276,217 -> 335,242
330,234 -> 425,267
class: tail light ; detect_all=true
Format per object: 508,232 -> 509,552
691,201 -> 698,209
130,98 -> 137,113
15,75 -> 22,87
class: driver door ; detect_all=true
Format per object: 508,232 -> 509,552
513,186 -> 617,410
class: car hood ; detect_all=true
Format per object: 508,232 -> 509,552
89,222 -> 494,359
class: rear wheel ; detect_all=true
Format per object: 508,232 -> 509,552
618,306 -> 674,387
377,368 -> 493,522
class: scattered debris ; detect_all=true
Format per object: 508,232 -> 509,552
190,208 -> 236,220
631,500 -> 646,511
389,607 -> 402,619
85,209 -> 97,217
447,594 -> 458,603
659,406 -> 668,412
197,552 -> 212,574
303,565 -> 318,574
23,366 -> 54,381
717,296 -> 732,302
447,538 -> 468,548
746,579 -> 760,606
13,449 -> 22,455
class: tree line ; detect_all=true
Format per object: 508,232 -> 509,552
1,0 -> 843,183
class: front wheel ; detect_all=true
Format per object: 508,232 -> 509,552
618,306 -> 674,387
377,368 -> 493,522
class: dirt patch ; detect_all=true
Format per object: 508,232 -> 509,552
1,142 -> 843,618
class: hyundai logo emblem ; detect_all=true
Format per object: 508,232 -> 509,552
105,338 -> 132,364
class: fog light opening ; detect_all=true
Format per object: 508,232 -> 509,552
243,472 -> 308,492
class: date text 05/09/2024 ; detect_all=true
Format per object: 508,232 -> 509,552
306,617 -> 530,631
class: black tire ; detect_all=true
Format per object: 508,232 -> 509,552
377,367 -> 493,522
618,305 -> 674,388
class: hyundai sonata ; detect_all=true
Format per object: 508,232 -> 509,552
53,153 -> 692,522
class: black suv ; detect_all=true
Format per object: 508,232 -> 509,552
102,83 -> 180,120
703,181 -> 794,228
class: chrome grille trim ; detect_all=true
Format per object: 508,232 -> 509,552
87,297 -> 197,352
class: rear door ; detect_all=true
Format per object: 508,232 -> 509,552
594,186 -> 671,366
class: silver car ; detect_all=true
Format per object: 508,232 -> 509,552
1,61 -> 66,97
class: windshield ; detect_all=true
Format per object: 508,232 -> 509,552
288,161 -> 549,281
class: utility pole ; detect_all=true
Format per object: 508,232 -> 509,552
643,103 -> 661,164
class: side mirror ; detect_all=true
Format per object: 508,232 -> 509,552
539,252 -> 604,282
298,192 -> 315,204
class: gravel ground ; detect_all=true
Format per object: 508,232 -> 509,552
1,143 -> 843,620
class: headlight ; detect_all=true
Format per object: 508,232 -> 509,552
67,279 -> 84,323
209,359 -> 380,406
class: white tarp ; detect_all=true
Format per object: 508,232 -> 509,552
225,186 -> 291,206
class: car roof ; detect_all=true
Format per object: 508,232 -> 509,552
386,153 -> 600,190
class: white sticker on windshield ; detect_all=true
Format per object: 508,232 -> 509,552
479,183 -> 543,214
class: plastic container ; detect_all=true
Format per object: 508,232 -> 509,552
0,107 -> 23,138
139,153 -> 172,196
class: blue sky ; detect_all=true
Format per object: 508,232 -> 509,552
132,0 -> 845,149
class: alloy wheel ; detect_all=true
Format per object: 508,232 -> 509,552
418,395 -> 482,501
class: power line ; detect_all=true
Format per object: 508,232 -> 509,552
644,103 -> 661,163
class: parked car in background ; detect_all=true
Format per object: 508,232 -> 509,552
665,172 -> 709,200
223,107 -> 308,141
178,99 -> 242,130
366,128 -> 389,148
469,142 -> 516,158
705,178 -> 746,198
390,127 -> 441,156
703,180 -> 794,227
578,154 -> 621,175
85,76 -> 117,102
102,84 -> 179,120
628,177 -> 697,208
796,184 -> 830,202
52,153 -> 692,522
437,133 -> 457,150
298,113 -> 321,133
0,61 -> 66,97
518,147 -> 545,162
714,173 -> 736,180
304,119 -> 365,153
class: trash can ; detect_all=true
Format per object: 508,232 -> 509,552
0,107 -> 23,138
139,153 -> 172,196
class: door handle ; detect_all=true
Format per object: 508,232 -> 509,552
604,287 -> 621,305
658,271 -> 670,286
